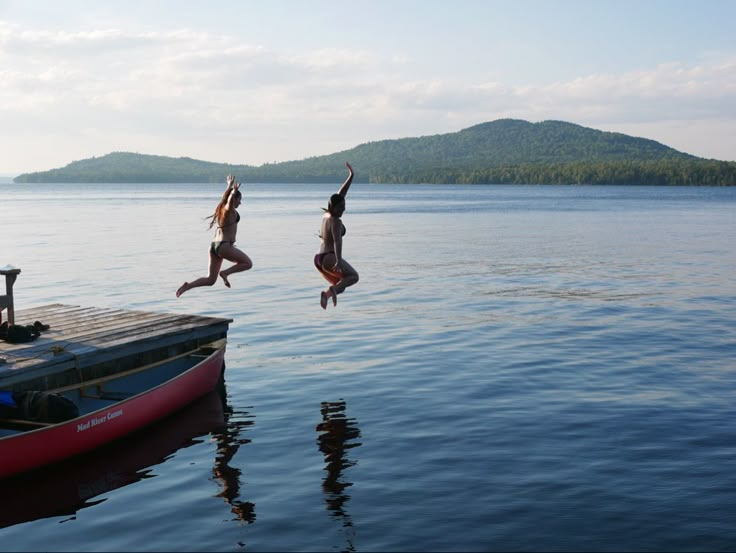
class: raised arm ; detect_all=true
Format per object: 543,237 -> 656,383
337,162 -> 354,198
225,179 -> 240,211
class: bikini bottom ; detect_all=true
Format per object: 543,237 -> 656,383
314,252 -> 341,285
210,241 -> 234,258
314,251 -> 334,270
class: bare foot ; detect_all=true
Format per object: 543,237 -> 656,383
220,273 -> 231,288
176,282 -> 189,298
320,288 -> 337,309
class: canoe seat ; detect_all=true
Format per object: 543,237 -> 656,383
0,268 -> 21,326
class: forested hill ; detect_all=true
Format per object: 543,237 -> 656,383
14,119 -> 736,185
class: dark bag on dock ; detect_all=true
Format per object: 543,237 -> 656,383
0,323 -> 39,344
10,391 -> 79,423
0,321 -> 49,343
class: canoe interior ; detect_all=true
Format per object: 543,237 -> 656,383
0,342 -> 224,439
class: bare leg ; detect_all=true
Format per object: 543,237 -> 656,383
218,245 -> 253,288
319,255 -> 358,308
176,253 -> 223,297
331,259 -> 359,296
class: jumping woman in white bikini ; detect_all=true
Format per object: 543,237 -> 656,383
176,175 -> 253,297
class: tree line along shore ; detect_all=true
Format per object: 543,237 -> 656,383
13,119 -> 736,186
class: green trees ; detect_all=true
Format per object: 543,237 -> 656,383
385,160 -> 736,186
13,120 -> 736,185
376,160 -> 736,186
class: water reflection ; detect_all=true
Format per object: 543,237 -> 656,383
316,400 -> 362,552
211,379 -> 256,524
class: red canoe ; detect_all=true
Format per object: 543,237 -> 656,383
0,339 -> 227,479
0,388 -> 229,529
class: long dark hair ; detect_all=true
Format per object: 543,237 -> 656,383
207,188 -> 242,229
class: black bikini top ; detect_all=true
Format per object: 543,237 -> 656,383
218,210 -> 240,229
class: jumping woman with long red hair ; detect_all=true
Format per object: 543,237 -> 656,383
176,175 -> 253,297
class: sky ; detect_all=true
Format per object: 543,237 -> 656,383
0,0 -> 734,175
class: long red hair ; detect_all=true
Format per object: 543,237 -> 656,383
207,188 -> 242,229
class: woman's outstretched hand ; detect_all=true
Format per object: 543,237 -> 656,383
337,162 -> 354,197
226,174 -> 240,192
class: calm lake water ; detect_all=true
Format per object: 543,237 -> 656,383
0,183 -> 735,552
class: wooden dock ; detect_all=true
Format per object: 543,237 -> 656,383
0,304 -> 232,391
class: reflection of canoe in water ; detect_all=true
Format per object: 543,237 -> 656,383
0,386 -> 227,529
0,339 -> 227,480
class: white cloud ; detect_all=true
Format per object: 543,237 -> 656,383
531,61 -> 736,122
287,47 -> 377,70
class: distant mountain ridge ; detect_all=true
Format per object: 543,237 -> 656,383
13,119 -> 736,185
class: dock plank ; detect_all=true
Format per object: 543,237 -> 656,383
1,309 -> 179,357
0,304 -> 232,389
